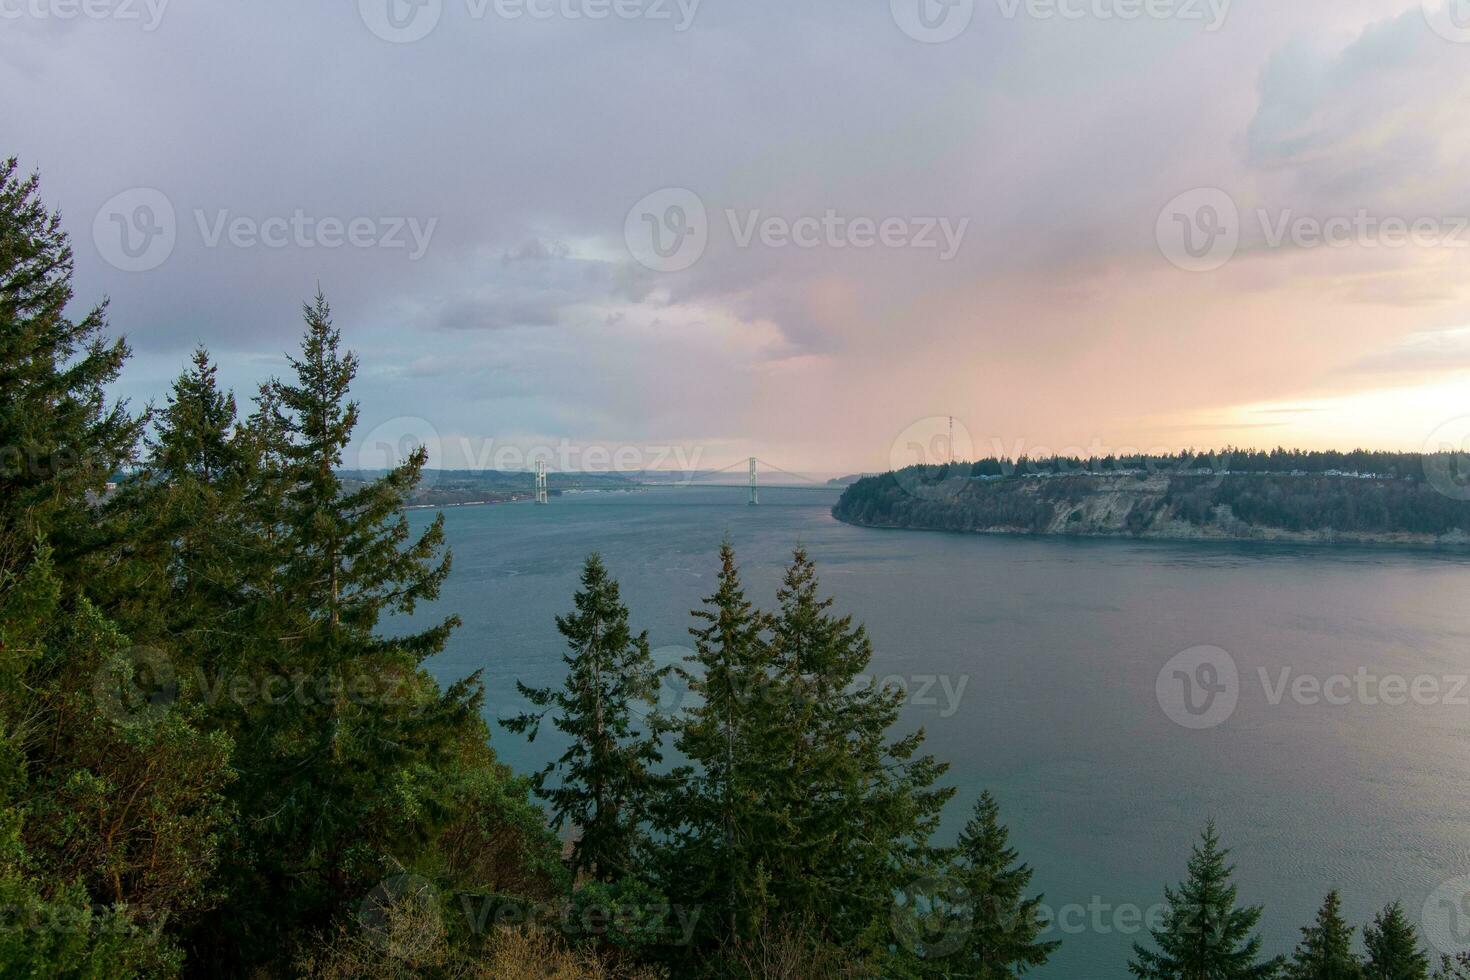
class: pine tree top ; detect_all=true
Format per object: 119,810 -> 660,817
1131,822 -> 1280,980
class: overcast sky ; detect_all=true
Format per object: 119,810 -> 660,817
6,0 -> 1470,473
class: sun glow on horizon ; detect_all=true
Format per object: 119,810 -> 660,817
1164,373 -> 1470,454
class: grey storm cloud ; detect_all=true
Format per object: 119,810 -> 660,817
1247,5 -> 1470,207
502,238 -> 572,265
3,0 -> 1466,469
436,296 -> 563,331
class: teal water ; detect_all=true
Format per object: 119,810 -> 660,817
402,487 -> 1470,977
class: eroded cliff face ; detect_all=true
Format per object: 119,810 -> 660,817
1034,474 -> 1168,535
833,472 -> 1470,549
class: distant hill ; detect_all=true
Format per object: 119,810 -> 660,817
827,472 -> 879,487
338,468 -> 638,508
832,452 -> 1470,548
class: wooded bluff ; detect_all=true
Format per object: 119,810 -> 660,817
832,453 -> 1470,547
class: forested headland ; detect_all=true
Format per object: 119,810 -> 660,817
833,453 -> 1470,547
5,158 -> 1468,978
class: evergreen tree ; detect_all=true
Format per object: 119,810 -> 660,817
766,548 -> 953,949
0,159 -> 233,977
1289,891 -> 1363,980
100,346 -> 250,645
945,791 -> 1059,977
151,345 -> 238,482
1130,822 -> 1283,979
663,541 -> 778,945
1432,954 -> 1470,980
2,545 -> 235,976
0,157 -> 140,588
503,553 -> 665,884
0,157 -> 627,977
200,294 -> 479,969
1364,902 -> 1429,980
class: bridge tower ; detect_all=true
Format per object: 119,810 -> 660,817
535,459 -> 549,505
748,457 -> 759,506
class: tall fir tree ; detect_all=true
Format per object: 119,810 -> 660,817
1130,823 -> 1283,980
198,294 -> 480,970
663,541 -> 779,946
766,548 -> 953,950
1289,891 -> 1363,980
150,346 -> 238,482
943,791 -> 1059,978
0,159 -> 233,977
503,553 -> 665,884
1363,902 -> 1429,980
0,157 -> 140,589
100,346 -> 250,647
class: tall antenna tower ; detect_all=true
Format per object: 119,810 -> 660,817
948,416 -> 955,464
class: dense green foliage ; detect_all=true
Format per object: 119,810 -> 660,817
0,161 -> 567,979
835,458 -> 1470,541
1130,823 -> 1283,979
1289,890 -> 1363,980
502,554 -> 667,885
942,791 -> 1059,977
1365,903 -> 1430,980
0,158 -> 1454,978
964,449 -> 1434,481
659,542 -> 781,947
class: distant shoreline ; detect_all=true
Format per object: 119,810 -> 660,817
404,496 -> 533,511
832,514 -> 1470,552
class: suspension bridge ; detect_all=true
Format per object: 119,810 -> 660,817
535,457 -> 836,505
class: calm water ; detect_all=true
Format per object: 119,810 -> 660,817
401,487 -> 1470,977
